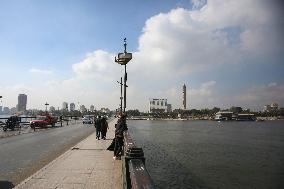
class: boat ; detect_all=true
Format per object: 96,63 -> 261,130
214,111 -> 233,121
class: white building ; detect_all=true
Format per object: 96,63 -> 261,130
149,98 -> 168,113
271,102 -> 279,111
70,103 -> 75,111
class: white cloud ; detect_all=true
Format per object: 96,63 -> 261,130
233,83 -> 284,110
29,68 -> 53,75
72,50 -> 119,81
3,1 -> 283,111
45,1 -> 284,110
191,0 -> 206,9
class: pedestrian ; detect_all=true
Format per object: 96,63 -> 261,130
101,117 -> 109,140
95,115 -> 102,140
113,113 -> 128,160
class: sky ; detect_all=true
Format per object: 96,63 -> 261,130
0,0 -> 284,111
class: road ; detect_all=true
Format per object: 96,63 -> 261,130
0,121 -> 96,187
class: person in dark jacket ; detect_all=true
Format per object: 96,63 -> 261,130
113,114 -> 128,160
95,116 -> 102,140
101,117 -> 109,140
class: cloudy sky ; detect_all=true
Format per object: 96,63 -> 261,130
0,0 -> 283,111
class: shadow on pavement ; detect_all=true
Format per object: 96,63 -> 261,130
0,181 -> 15,189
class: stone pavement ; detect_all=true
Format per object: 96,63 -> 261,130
15,119 -> 122,189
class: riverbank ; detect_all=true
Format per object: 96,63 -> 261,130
127,116 -> 284,121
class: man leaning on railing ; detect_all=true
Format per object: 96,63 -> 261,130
113,113 -> 128,160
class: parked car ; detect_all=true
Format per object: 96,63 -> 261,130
30,115 -> 58,130
82,116 -> 93,124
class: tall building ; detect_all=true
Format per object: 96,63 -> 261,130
149,98 -> 168,113
18,94 -> 27,112
70,103 -> 75,111
182,84 -> 186,110
0,106 -> 2,114
62,102 -> 68,111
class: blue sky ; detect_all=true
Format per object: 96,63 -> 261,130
0,0 -> 284,111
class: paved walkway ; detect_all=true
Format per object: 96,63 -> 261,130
15,119 -> 122,189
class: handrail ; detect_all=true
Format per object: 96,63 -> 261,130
129,159 -> 155,189
123,130 -> 155,189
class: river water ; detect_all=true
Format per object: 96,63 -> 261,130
127,120 -> 284,189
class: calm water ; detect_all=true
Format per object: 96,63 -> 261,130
128,120 -> 284,189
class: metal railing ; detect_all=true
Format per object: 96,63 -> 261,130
123,130 -> 155,189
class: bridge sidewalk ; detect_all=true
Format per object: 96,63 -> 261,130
15,119 -> 122,189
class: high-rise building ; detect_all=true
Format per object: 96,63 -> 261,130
62,102 -> 68,111
70,103 -> 75,111
18,94 -> 27,112
182,84 -> 186,110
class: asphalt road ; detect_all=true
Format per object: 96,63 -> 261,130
0,121 -> 96,187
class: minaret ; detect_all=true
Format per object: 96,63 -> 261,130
182,84 -> 186,110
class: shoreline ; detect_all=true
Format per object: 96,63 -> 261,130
127,117 -> 284,121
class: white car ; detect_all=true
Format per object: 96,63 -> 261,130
82,116 -> 93,124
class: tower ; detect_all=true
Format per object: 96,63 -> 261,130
182,84 -> 186,110
18,94 -> 27,112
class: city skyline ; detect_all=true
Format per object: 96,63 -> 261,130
0,0 -> 284,111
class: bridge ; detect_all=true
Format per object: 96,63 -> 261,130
12,118 -> 155,189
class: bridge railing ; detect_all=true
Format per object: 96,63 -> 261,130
123,130 -> 155,189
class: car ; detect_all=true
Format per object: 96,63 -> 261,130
30,115 -> 58,130
82,116 -> 93,124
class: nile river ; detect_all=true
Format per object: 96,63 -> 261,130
128,120 -> 284,189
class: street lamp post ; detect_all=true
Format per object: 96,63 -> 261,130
117,77 -> 123,114
45,102 -> 49,114
115,38 -> 132,113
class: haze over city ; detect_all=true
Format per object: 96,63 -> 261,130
0,0 -> 283,111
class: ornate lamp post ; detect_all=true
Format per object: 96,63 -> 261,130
115,38 -> 132,113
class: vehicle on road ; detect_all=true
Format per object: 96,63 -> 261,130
3,116 -> 21,131
82,115 -> 94,124
30,115 -> 58,130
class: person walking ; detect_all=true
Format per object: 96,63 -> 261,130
113,114 -> 128,160
101,117 -> 109,140
95,115 -> 102,140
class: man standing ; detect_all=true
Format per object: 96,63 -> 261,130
101,117 -> 109,140
113,114 -> 128,160
95,115 -> 102,140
